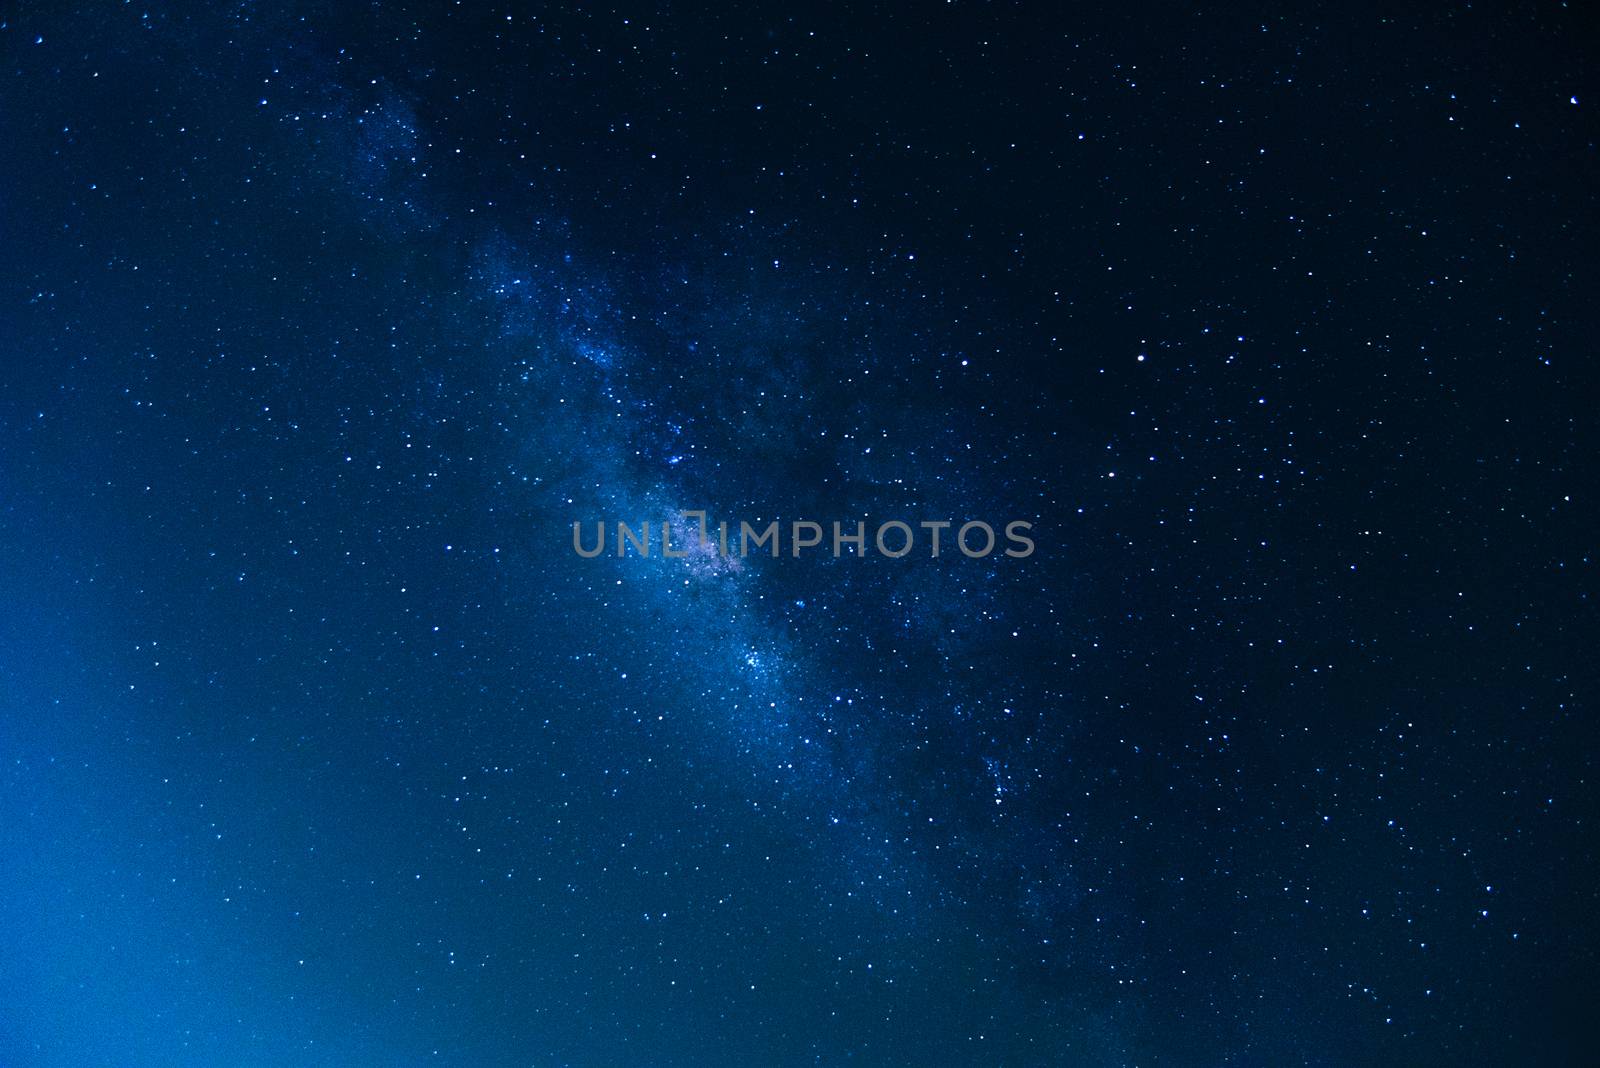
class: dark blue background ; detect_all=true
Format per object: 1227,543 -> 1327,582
1,3 -> 1595,1064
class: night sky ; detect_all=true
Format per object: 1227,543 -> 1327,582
1,3 -> 1596,1065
